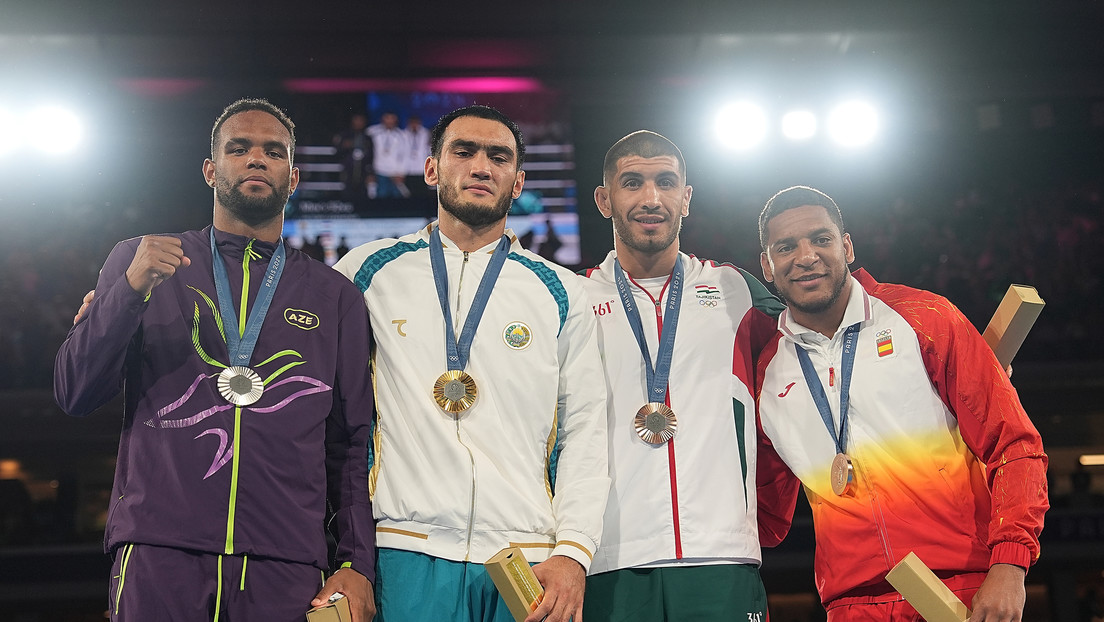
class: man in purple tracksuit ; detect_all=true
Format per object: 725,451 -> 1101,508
54,99 -> 376,622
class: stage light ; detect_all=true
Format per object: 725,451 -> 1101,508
26,105 -> 83,154
715,102 -> 768,151
0,108 -> 19,155
781,110 -> 817,141
828,101 -> 878,147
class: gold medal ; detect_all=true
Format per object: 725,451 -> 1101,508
634,403 -> 678,444
433,370 -> 478,413
831,452 -> 854,496
218,366 -> 264,406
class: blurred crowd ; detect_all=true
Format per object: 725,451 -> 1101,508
2,178 -> 1100,392
683,178 -> 1103,362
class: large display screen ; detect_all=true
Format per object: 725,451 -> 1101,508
283,88 -> 580,266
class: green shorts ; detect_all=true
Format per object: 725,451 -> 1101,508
584,563 -> 767,622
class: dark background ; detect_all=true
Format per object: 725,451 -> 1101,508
2,2 -> 1103,620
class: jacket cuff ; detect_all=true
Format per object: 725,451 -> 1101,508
108,272 -> 149,306
336,557 -> 376,585
551,531 -> 596,573
990,541 -> 1032,570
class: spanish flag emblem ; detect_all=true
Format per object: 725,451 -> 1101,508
876,329 -> 894,357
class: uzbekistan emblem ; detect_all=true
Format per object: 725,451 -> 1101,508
695,284 -> 721,308
875,328 -> 894,357
503,321 -> 533,350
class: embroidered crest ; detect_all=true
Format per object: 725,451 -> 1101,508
695,284 -> 721,308
503,321 -> 533,350
876,328 -> 894,357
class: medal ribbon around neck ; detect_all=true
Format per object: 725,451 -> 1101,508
429,226 -> 510,411
794,322 -> 861,457
614,259 -> 684,444
210,228 -> 287,366
210,229 -> 287,406
613,257 -> 684,407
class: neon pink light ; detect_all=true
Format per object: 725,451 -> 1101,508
284,77 -> 545,94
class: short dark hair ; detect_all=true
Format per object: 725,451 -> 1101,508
759,185 -> 845,250
602,130 -> 686,185
430,105 -> 525,169
210,98 -> 296,163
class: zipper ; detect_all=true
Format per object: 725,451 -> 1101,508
453,250 -> 479,561
823,334 -> 895,569
224,239 -> 260,554
653,295 -> 683,559
627,272 -> 683,558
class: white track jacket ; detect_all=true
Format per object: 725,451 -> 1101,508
581,251 -> 783,574
334,224 -> 609,570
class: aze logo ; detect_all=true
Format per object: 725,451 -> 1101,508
284,308 -> 319,331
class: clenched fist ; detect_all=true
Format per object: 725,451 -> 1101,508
125,235 -> 191,297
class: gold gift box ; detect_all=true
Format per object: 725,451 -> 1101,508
982,284 -> 1045,367
485,546 -> 544,622
306,593 -> 352,622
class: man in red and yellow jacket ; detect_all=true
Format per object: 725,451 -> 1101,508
754,185 -> 1048,622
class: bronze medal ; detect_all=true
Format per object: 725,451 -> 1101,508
434,370 -> 478,413
831,452 -> 854,496
634,403 -> 678,445
218,366 -> 264,406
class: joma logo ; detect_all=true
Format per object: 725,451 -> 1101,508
284,308 -> 319,331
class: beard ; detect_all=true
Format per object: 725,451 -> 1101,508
438,181 -> 513,228
777,271 -> 849,316
216,176 -> 290,228
612,211 -> 682,255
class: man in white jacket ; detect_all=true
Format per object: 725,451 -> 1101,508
334,105 -> 609,622
580,130 -> 785,621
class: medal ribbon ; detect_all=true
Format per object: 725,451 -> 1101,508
795,322 -> 860,454
210,228 -> 287,366
612,258 -> 685,404
429,226 -> 510,372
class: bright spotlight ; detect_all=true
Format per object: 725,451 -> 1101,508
828,101 -> 878,147
781,110 -> 817,141
26,106 -> 84,154
0,108 -> 19,155
715,102 -> 768,150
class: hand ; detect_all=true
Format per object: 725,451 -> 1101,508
312,567 -> 376,622
125,235 -> 191,297
73,289 -> 95,325
969,563 -> 1026,622
526,555 -> 585,622
1005,364 -> 1013,379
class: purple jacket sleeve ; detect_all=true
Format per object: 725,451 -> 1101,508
54,239 -> 145,417
325,285 -> 377,582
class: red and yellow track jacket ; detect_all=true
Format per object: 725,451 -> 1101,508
755,269 -> 1048,605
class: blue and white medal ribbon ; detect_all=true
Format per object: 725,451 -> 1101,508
210,228 -> 286,406
429,225 -> 510,413
794,322 -> 861,495
613,258 -> 684,444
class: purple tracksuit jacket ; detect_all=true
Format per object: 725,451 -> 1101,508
55,226 -> 376,581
